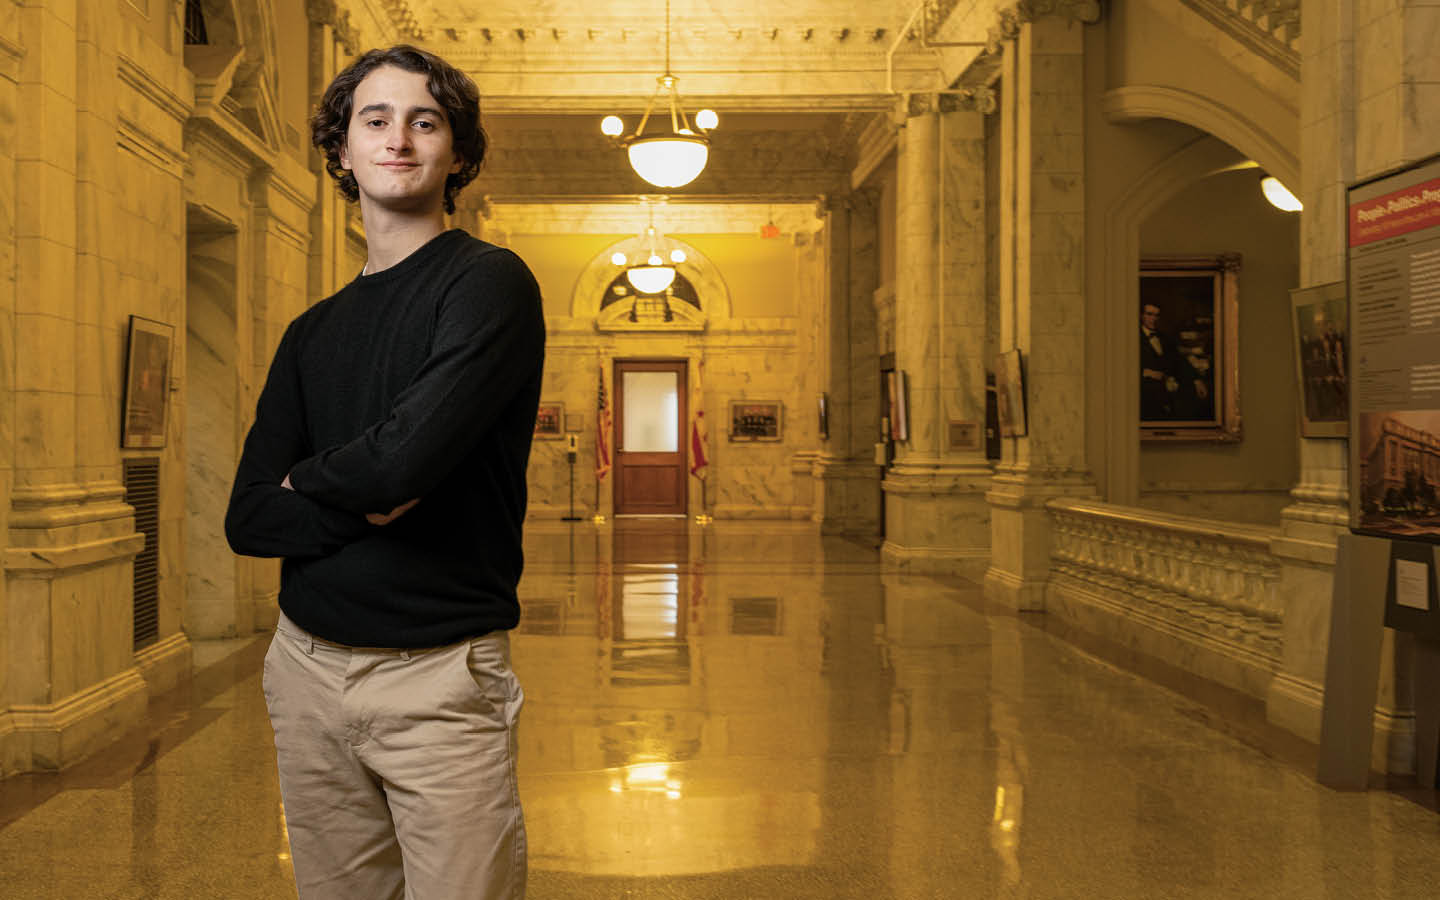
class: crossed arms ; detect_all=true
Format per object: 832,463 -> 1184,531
225,251 -> 544,559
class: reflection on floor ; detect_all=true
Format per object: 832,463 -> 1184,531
3,520 -> 1440,898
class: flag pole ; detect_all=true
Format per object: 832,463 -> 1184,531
593,360 -> 610,524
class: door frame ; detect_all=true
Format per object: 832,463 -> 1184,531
613,358 -> 689,516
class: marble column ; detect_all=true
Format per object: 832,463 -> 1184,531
305,0 -> 357,302
1267,0 -> 1440,771
813,191 -> 883,535
983,14 -> 1096,610
2,0 -> 148,776
881,96 -> 994,576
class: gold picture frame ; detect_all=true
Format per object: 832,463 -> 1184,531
1291,282 -> 1348,439
730,401 -> 782,441
994,350 -> 1027,438
1139,255 -> 1242,442
534,402 -> 564,439
122,315 -> 174,449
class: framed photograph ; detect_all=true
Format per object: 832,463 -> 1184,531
817,392 -> 829,440
886,370 -> 909,442
534,402 -> 564,439
1139,254 -> 1242,442
122,315 -> 174,449
564,412 -> 584,433
730,401 -> 782,441
1291,282 -> 1348,438
994,349 -> 1027,438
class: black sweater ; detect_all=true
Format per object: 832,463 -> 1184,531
224,230 -> 545,647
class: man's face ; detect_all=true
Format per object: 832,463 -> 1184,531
338,65 -> 461,213
1142,305 -> 1159,331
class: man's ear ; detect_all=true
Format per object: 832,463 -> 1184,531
339,139 -> 352,171
450,150 -> 463,175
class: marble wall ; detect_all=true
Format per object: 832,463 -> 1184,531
185,234 -> 238,639
0,0 -> 358,775
490,203 -> 826,521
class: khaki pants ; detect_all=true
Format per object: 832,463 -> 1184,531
263,612 -> 526,900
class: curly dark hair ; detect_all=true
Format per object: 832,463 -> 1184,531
311,45 -> 486,215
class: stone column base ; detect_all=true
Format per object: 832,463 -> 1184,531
135,632 -> 194,697
812,454 -> 882,535
984,466 -> 1095,611
880,462 -> 992,577
713,504 -> 815,520
0,668 -> 149,776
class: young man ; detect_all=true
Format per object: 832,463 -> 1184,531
225,45 -> 543,900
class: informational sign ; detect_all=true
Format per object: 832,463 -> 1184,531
1347,153 -> 1440,544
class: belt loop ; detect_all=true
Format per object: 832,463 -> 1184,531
305,636 -> 315,656
400,649 -> 411,661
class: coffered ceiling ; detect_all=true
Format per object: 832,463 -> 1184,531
355,0 -> 964,110
347,1 -> 982,198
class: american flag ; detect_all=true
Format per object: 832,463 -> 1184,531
596,363 -> 612,480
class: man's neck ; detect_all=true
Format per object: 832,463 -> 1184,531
359,202 -> 448,275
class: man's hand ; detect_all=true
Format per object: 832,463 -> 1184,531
287,469 -> 415,526
367,498 -> 419,526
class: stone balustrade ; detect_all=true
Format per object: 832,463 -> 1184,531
1046,498 -> 1285,686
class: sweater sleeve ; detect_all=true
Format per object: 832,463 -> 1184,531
225,318 -> 373,558
286,249 -> 545,515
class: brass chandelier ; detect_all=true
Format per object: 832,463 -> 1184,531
600,0 -> 718,188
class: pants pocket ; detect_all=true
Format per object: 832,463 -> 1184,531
463,634 -> 523,732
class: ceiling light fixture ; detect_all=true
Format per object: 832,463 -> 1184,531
611,204 -> 685,296
1260,175 -> 1302,212
600,0 -> 718,188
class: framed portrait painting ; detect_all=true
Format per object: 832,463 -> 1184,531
886,370 -> 909,442
994,349 -> 1027,438
1290,281 -> 1348,438
1139,255 -> 1242,442
122,315 -> 174,449
534,402 -> 564,439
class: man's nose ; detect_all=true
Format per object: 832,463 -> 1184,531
387,127 -> 413,153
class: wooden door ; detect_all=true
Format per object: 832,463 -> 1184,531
614,359 -> 687,515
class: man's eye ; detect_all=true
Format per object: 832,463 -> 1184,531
366,119 -> 386,127
415,120 -> 435,130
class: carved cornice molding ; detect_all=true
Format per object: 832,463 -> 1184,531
970,1 -> 1106,78
309,0 -> 360,55
117,54 -> 193,125
904,87 -> 996,118
1013,0 -> 1104,26
379,0 -> 429,41
305,0 -> 338,25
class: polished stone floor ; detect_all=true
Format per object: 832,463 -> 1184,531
3,520 -> 1440,898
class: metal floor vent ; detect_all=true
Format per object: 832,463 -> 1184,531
124,459 -> 160,650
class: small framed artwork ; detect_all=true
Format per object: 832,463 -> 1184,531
730,401 -> 782,441
1291,281 -> 1348,438
122,315 -> 174,449
1139,254 -> 1242,442
564,412 -> 584,434
994,349 -> 1027,438
886,370 -> 910,442
817,392 -> 829,440
534,402 -> 564,439
948,420 -> 982,451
